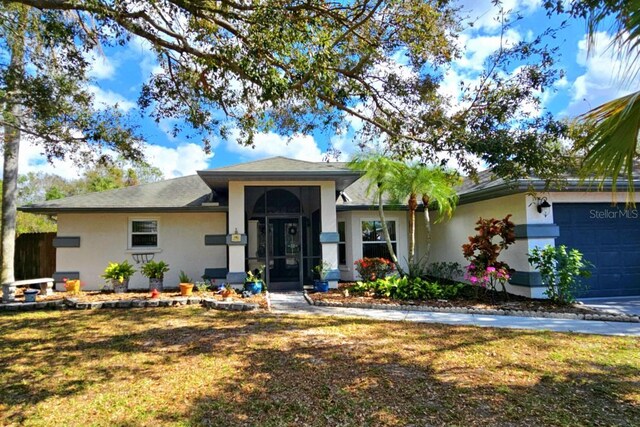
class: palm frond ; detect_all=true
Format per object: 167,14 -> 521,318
578,90 -> 640,201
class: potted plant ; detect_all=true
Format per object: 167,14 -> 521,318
195,281 -> 210,296
141,260 -> 170,291
102,261 -> 136,293
244,265 -> 265,294
221,283 -> 234,300
63,278 -> 82,295
313,261 -> 332,292
23,288 -> 40,302
178,270 -> 194,296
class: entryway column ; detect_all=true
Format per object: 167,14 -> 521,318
320,182 -> 340,289
227,182 -> 247,284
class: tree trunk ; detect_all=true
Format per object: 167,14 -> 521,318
377,190 -> 400,270
1,9 -> 26,299
422,195 -> 431,262
408,194 -> 417,265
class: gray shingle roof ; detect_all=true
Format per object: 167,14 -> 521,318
208,156 -> 350,173
20,175 -> 214,213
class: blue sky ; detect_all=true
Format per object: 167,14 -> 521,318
16,0 -> 638,180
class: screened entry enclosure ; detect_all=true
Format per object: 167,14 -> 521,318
245,187 -> 321,291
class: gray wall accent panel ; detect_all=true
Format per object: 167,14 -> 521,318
514,224 -> 560,239
53,271 -> 80,281
204,235 -> 227,245
53,236 -> 81,248
226,271 -> 247,283
325,269 -> 341,281
226,234 -> 248,246
203,268 -> 229,279
509,271 -> 544,287
319,232 -> 340,243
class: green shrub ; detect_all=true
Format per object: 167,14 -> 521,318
528,245 -> 593,304
354,257 -> 395,281
351,276 -> 463,300
425,261 -> 463,283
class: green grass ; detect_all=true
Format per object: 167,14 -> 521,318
1,308 -> 638,426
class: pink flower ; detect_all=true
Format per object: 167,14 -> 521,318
486,266 -> 496,273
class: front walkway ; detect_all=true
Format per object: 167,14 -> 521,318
269,293 -> 640,337
580,296 -> 640,317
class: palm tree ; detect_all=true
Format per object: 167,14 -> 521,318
570,1 -> 640,200
348,152 -> 401,267
388,162 -> 461,266
349,153 -> 461,275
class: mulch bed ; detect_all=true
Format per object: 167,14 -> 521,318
309,284 -> 604,315
13,288 -> 268,309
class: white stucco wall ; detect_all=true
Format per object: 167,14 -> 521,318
336,210 -> 409,281
425,193 -> 535,297
56,212 -> 227,290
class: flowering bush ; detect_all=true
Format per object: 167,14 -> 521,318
462,215 -> 515,296
464,264 -> 511,293
354,257 -> 395,281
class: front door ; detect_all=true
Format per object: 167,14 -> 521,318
267,218 -> 301,291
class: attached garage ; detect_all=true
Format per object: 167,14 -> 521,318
554,203 -> 640,298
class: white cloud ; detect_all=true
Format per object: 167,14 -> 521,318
143,142 -> 213,178
16,135 -> 85,180
6,134 -> 210,181
564,32 -> 640,116
456,29 -> 522,71
224,131 -> 323,162
459,0 -> 541,32
128,36 -> 163,78
87,53 -> 117,80
88,85 -> 137,112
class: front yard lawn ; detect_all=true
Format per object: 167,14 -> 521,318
1,308 -> 638,426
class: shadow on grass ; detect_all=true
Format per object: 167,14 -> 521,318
0,308 -> 638,425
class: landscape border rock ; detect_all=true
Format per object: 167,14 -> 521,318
0,296 -> 258,312
307,297 -> 640,323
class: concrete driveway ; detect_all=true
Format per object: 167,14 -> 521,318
579,296 -> 640,316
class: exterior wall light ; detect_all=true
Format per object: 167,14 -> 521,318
536,197 -> 551,216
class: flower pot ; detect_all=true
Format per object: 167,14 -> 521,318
244,281 -> 263,295
65,279 -> 82,295
314,280 -> 329,293
149,278 -> 163,291
24,289 -> 39,302
111,278 -> 129,294
179,283 -> 194,296
221,288 -> 233,299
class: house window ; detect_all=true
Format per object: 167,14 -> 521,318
338,221 -> 346,265
362,220 -> 396,259
130,219 -> 158,248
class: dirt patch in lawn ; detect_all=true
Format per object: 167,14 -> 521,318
309,284 -> 605,315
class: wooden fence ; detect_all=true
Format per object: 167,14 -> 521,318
15,232 -> 56,280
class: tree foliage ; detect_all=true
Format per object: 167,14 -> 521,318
349,151 -> 460,276
0,4 -> 144,163
5,0 -> 574,179
547,0 -> 640,198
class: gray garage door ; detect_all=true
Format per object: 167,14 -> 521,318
554,203 -> 640,298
